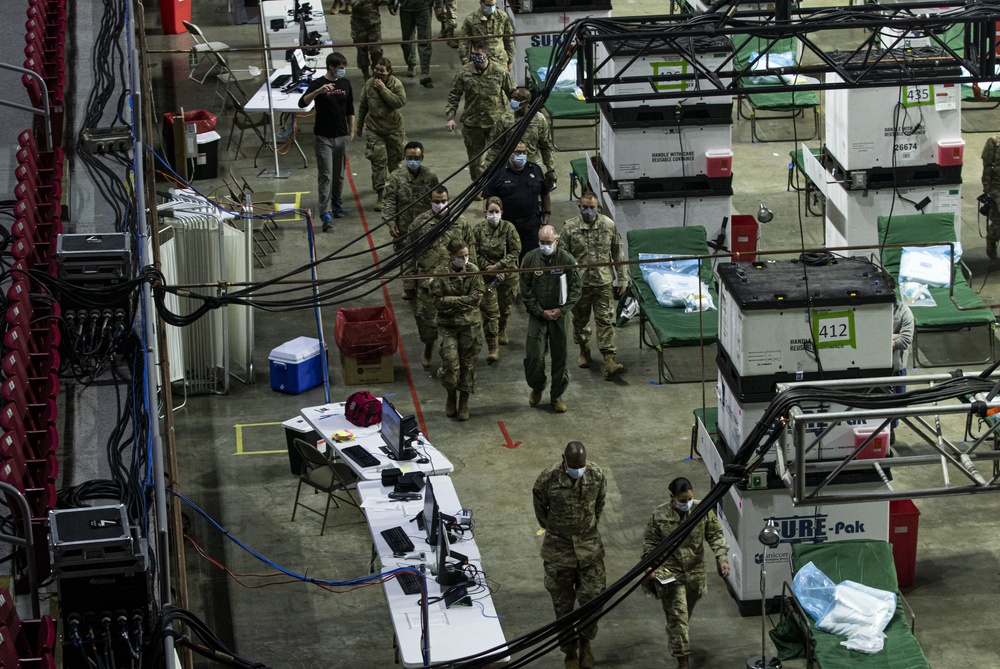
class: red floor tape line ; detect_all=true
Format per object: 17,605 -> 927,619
344,156 -> 429,437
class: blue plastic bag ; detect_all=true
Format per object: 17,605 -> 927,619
792,561 -> 837,622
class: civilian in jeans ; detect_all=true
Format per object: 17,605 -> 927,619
299,52 -> 356,231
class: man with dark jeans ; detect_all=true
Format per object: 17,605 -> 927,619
399,0 -> 434,87
299,52 -> 356,231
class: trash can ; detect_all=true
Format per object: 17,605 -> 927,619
161,110 -> 217,173
283,415 -> 321,476
730,214 -> 758,261
335,307 -> 398,386
192,130 -> 221,180
159,0 -> 191,35
889,500 -> 920,587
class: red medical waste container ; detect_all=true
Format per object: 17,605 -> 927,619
730,215 -> 758,261
889,500 -> 920,588
160,0 -> 191,35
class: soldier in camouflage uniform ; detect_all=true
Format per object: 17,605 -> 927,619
433,0 -> 459,47
357,58 -> 407,212
533,442 -> 607,669
458,0 -> 514,71
642,477 -> 730,669
486,87 -> 556,189
472,196 -> 521,363
431,237 -> 484,420
350,0 -> 383,80
383,141 -> 439,299
398,0 -> 435,87
446,40 -> 515,182
412,185 -> 477,369
561,191 -> 628,379
520,225 -> 581,413
982,133 -> 1000,258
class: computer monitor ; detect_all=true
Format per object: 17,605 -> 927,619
290,48 -> 306,81
419,477 -> 439,545
435,515 -> 470,587
380,398 -> 416,461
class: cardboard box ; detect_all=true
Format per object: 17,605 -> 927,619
340,352 -> 394,386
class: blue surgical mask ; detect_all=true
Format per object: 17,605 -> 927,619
335,68 -> 346,78
406,159 -> 421,171
512,154 -> 528,168
674,500 -> 694,512
509,99 -> 521,111
580,207 -> 598,221
539,243 -> 555,256
565,465 -> 586,480
482,3 -> 495,14
471,54 -> 487,67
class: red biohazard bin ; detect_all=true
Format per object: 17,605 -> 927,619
159,0 -> 191,35
730,214 -> 758,261
889,500 -> 920,588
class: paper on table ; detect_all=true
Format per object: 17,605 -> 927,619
312,411 -> 380,437
404,611 -> 450,629
360,498 -> 423,515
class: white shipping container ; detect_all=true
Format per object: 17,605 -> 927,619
598,190 -> 731,256
599,116 -> 733,180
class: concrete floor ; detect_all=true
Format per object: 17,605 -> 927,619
143,1 -> 1000,667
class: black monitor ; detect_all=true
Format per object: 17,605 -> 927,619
418,477 -> 439,545
380,399 -> 416,461
290,48 -> 306,81
435,516 -> 470,588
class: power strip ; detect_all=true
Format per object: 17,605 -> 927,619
82,127 -> 132,154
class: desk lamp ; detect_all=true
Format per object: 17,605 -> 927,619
746,519 -> 782,669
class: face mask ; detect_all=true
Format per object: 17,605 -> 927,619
471,54 -> 487,67
406,159 -> 421,171
539,243 -> 555,256
581,207 -> 598,221
509,99 -> 521,111
512,154 -> 528,168
451,256 -> 468,269
674,500 -> 694,512
486,212 -> 501,226
375,71 -> 388,79
335,68 -> 346,78
482,3 -> 496,13
431,202 -> 448,215
565,465 -> 586,480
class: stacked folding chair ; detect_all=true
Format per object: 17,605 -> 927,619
22,0 -> 67,149
0,588 -> 56,669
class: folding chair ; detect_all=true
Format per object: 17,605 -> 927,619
226,90 -> 271,164
212,54 -> 258,115
290,438 -> 360,535
182,21 -> 231,85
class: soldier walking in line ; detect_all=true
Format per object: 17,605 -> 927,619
383,141 -> 439,300
357,58 -> 407,213
458,0 -> 514,71
471,196 -> 521,363
350,0 -> 383,80
398,0 -> 435,87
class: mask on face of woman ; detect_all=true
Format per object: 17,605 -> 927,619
451,256 -> 468,270
486,212 -> 502,226
512,154 -> 528,168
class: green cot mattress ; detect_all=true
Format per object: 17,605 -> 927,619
626,226 -> 718,348
525,46 -> 599,120
877,213 -> 995,329
733,35 -> 821,110
771,540 -> 930,669
571,157 -> 591,192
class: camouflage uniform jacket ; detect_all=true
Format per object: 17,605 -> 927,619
445,61 -> 515,127
382,165 -> 439,231
642,500 -> 729,581
983,136 -> 1000,215
351,0 -> 382,24
519,247 -> 582,317
459,9 -> 515,67
471,218 -> 521,271
560,213 -> 627,289
486,109 -> 554,174
430,262 -> 485,327
412,212 -> 477,282
533,462 -> 607,567
357,75 -> 406,137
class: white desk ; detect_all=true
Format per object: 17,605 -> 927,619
261,1 -> 332,69
243,68 -> 311,170
359,477 -> 508,668
300,402 -> 455,480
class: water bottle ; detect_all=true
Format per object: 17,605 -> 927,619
486,275 -> 501,292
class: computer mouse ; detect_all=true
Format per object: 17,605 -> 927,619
416,457 -> 430,464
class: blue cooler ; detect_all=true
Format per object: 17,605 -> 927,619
269,337 -> 324,394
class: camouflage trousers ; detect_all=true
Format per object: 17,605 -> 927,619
480,275 -> 518,338
439,324 -> 481,392
351,17 -> 383,76
415,284 -> 438,344
393,226 -> 418,292
543,560 -> 606,654
436,0 -> 457,37
660,574 -> 707,658
462,124 -> 493,181
572,284 -> 617,355
364,130 -> 406,193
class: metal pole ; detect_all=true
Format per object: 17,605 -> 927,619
0,63 -> 52,150
0,483 -> 39,617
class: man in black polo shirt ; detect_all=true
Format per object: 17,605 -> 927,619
482,140 -> 550,259
299,52 -> 356,231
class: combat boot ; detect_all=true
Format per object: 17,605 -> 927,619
579,639 -> 594,668
343,2 -> 352,13
329,0 -> 341,13
676,655 -> 690,669
552,397 -> 567,413
528,389 -> 541,407
421,342 -> 433,369
498,317 -> 509,345
578,341 -> 592,368
563,650 -> 580,669
486,337 -> 500,364
602,353 -> 624,379
457,392 -> 470,421
374,190 -> 383,212
403,287 -> 416,301
445,389 -> 457,417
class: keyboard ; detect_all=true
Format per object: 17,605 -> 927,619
271,74 -> 292,88
342,445 -> 380,468
396,571 -> 423,595
381,526 -> 415,555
